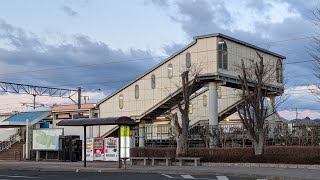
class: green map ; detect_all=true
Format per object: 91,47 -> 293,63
33,129 -> 62,150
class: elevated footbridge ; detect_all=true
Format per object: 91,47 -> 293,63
97,33 -> 285,147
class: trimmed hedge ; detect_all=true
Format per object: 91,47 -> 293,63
130,146 -> 320,164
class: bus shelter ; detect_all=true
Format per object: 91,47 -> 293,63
56,116 -> 136,168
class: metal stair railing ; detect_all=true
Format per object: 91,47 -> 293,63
0,131 -> 21,152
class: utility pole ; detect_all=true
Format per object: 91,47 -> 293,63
78,87 -> 81,109
83,96 -> 89,104
33,95 -> 36,110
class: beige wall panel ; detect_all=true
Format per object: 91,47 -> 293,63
197,38 -> 207,52
206,37 -> 216,51
197,51 -> 208,74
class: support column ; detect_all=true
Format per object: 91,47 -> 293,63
208,82 -> 219,147
83,125 -> 87,168
25,119 -> 30,159
88,110 -> 93,137
139,120 -> 145,147
267,96 -> 276,139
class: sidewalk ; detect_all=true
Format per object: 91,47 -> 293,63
0,161 -> 319,180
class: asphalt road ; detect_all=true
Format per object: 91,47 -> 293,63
0,170 -> 266,180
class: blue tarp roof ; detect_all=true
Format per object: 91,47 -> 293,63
0,111 -> 50,127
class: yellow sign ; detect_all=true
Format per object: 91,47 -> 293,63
120,126 -> 130,136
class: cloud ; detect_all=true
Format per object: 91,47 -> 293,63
278,110 -> 320,120
0,91 -> 106,113
149,0 -> 320,118
0,20 -> 159,109
61,5 -> 79,17
162,43 -> 184,55
150,0 -> 169,7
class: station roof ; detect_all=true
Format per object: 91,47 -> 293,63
56,116 -> 136,126
50,104 -> 96,112
0,111 -> 50,127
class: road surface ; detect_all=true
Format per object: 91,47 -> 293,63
0,170 -> 267,180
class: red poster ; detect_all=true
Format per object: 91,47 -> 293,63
93,137 -> 104,161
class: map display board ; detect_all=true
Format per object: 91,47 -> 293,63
32,129 -> 63,150
104,137 -> 118,161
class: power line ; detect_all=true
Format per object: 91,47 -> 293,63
0,34 -> 318,77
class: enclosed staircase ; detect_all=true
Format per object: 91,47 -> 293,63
139,81 -> 204,120
0,131 -> 23,161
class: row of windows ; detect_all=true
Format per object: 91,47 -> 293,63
218,39 -> 284,84
118,39 -> 283,109
119,89 -> 222,109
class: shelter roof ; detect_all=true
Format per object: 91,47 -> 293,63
56,116 -> 136,126
0,111 -> 50,127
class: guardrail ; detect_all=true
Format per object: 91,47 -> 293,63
0,132 -> 21,152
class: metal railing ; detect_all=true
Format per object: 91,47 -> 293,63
0,131 -> 21,152
145,125 -> 173,140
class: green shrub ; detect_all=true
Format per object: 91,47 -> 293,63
130,146 -> 320,164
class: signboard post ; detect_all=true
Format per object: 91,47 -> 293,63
120,126 -> 130,158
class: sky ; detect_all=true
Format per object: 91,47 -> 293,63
0,0 -> 319,120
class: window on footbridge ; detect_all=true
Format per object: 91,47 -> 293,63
135,84 -> 139,99
218,39 -> 228,70
186,52 -> 191,68
276,59 -> 283,83
203,95 -> 207,107
218,86 -> 222,99
151,74 -> 156,89
119,94 -> 124,109
168,63 -> 173,79
189,103 -> 193,114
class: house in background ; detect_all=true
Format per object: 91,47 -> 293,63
0,113 -> 14,141
51,104 -> 99,139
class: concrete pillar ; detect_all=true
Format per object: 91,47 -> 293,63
25,119 -> 30,159
139,120 -> 145,147
88,110 -> 93,137
208,82 -> 219,147
267,96 -> 276,139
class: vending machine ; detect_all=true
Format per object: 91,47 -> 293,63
59,135 -> 82,162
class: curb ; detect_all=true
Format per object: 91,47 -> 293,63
0,166 -> 303,180
202,163 -> 320,170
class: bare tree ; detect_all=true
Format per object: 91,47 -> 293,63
236,52 -> 281,155
168,69 -> 199,156
308,6 -> 320,99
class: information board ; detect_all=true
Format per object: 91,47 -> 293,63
32,129 -> 63,150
